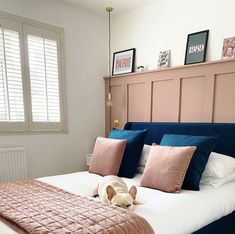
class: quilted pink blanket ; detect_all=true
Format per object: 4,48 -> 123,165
0,180 -> 154,234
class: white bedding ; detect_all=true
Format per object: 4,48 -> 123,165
1,171 -> 235,234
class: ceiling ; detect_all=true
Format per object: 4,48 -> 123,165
54,0 -> 158,16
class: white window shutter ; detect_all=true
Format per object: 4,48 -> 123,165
0,27 -> 25,122
28,35 -> 60,123
0,13 -> 66,133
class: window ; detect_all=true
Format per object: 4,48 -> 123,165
0,12 -> 66,133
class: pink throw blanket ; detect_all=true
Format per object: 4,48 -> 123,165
0,180 -> 154,233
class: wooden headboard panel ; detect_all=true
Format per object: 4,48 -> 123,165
104,59 -> 235,135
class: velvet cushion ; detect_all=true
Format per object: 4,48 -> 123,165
89,137 -> 126,176
108,128 -> 148,178
160,134 -> 219,190
140,145 -> 196,193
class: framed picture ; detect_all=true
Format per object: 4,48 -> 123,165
184,30 -> 209,65
158,50 -> 171,68
221,37 -> 235,59
112,48 -> 135,75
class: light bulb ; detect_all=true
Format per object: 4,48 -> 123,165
106,92 -> 113,106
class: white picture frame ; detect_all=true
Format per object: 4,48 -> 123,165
158,50 -> 171,68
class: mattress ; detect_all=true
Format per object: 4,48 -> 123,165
0,171 -> 235,234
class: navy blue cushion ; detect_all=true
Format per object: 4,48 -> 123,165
160,134 -> 219,190
108,128 -> 148,178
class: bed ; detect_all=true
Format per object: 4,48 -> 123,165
1,122 -> 235,234
124,122 -> 235,234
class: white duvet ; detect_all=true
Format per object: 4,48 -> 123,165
1,171 -> 235,234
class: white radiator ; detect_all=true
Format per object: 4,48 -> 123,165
0,147 -> 27,182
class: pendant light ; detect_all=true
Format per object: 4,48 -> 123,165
106,7 -> 113,107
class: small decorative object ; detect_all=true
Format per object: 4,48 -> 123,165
221,37 -> 235,59
137,65 -> 145,72
112,48 -> 135,75
158,50 -> 171,68
184,30 -> 209,65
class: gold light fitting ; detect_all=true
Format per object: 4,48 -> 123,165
106,7 -> 113,13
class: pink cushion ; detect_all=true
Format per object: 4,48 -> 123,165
89,137 -> 126,176
140,145 -> 196,193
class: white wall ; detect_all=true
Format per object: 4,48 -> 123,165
2,0 -> 234,179
0,0 -> 107,178
112,0 -> 235,70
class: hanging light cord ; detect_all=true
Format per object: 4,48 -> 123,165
106,7 -> 113,105
108,10 -> 111,93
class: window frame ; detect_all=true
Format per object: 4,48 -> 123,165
0,11 -> 67,134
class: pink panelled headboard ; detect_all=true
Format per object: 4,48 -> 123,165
104,59 -> 235,135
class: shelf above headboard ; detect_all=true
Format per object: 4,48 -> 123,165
104,59 -> 235,135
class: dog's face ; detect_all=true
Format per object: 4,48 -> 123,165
106,185 -> 137,210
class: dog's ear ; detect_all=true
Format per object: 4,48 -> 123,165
106,185 -> 116,201
129,186 -> 137,200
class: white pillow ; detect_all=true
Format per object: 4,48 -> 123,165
203,152 -> 235,178
200,172 -> 235,188
137,144 -> 151,173
138,166 -> 145,173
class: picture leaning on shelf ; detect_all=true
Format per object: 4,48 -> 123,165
184,30 -> 209,65
158,50 -> 171,69
222,36 -> 235,59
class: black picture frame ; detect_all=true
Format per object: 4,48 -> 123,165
112,48 -> 136,75
184,30 -> 209,65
